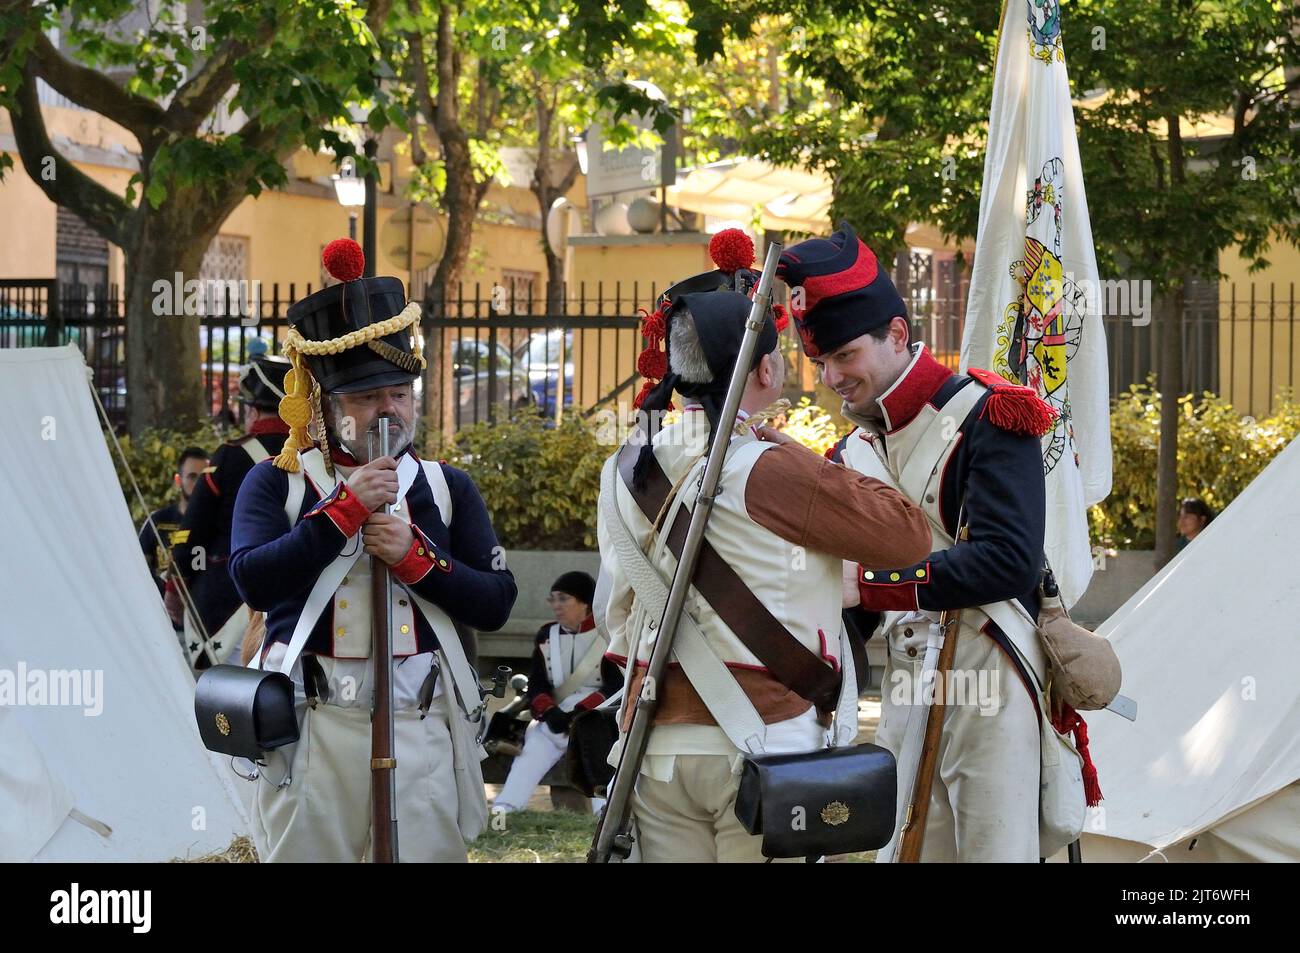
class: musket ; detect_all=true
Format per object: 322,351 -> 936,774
369,416 -> 399,863
896,524 -> 968,863
589,241 -> 783,863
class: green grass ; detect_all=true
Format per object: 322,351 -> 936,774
467,809 -> 877,863
469,810 -> 598,863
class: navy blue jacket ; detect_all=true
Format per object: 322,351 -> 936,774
832,360 -> 1047,636
229,450 -> 517,657
173,421 -> 290,634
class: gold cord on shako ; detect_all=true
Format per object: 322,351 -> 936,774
272,238 -> 426,474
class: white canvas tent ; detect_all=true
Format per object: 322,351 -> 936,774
1058,434 -> 1300,862
0,346 -> 249,861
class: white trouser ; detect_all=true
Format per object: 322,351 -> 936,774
628,712 -> 825,863
875,617 -> 1040,862
495,719 -> 572,812
631,753 -> 803,863
251,651 -> 469,863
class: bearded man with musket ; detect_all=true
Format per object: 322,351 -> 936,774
228,238 -> 517,862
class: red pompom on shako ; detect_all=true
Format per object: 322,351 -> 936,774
322,238 -> 365,283
708,228 -> 755,273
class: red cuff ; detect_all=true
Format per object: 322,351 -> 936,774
391,533 -> 432,584
391,525 -> 452,584
306,484 -> 371,538
857,563 -> 928,612
530,693 -> 556,718
575,692 -> 605,711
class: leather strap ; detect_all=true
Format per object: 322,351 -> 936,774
616,443 -> 841,711
600,454 -> 767,753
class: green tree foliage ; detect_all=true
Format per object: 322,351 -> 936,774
107,422 -> 236,524
1090,382 -> 1299,547
0,0 -> 398,434
443,409 -> 608,550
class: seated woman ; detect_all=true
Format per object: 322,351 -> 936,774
1177,497 -> 1215,549
493,571 -> 619,813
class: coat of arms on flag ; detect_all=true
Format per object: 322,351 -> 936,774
963,0 -> 1113,609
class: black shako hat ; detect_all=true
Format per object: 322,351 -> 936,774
237,355 -> 290,410
551,571 -> 596,607
776,221 -> 907,357
285,239 -> 423,395
273,238 -> 426,473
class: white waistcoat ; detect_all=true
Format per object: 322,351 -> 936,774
543,622 -> 605,710
290,450 -> 452,659
601,413 -> 843,674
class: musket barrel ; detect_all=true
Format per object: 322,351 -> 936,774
370,416 -> 399,862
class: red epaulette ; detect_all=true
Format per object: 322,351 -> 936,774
967,367 -> 1058,437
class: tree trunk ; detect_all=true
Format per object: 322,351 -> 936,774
122,212 -> 216,435
428,161 -> 479,308
1153,277 -> 1186,567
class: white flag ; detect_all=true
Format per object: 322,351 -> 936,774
962,0 -> 1112,609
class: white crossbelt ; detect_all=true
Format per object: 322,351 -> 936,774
598,453 -> 768,754
255,453 -> 485,724
253,454 -> 421,679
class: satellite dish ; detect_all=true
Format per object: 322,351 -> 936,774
594,201 -> 632,236
380,205 -> 445,271
627,196 -> 660,233
546,197 -> 578,251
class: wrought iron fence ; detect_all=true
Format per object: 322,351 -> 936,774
2,278 -> 1296,433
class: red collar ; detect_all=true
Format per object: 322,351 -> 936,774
250,416 -> 291,437
331,439 -> 361,468
563,614 -> 596,634
876,344 -> 954,432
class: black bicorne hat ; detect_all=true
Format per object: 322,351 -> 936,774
633,228 -> 788,411
237,355 -> 291,410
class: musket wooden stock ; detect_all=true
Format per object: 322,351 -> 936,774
897,524 -> 968,864
896,604 -> 961,863
370,554 -> 397,862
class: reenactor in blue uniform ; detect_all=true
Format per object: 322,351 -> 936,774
780,223 -> 1064,862
140,449 -> 208,642
171,356 -> 291,669
228,238 -> 517,862
139,446 -> 208,607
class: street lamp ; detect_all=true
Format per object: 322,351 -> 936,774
337,61 -> 394,277
332,157 -> 366,241
572,130 -> 589,175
